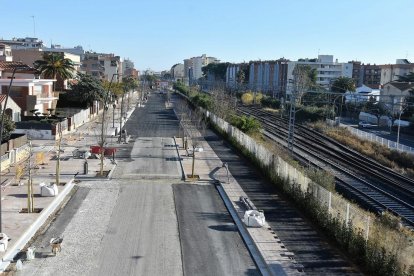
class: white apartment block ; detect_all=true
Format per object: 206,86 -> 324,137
184,54 -> 219,84
287,55 -> 353,92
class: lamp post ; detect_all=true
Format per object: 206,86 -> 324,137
112,103 -> 116,128
396,103 -> 409,150
98,73 -> 118,175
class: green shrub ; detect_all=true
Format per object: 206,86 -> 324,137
241,92 -> 254,105
296,105 -> 330,122
230,115 -> 261,134
191,93 -> 212,110
261,96 -> 281,109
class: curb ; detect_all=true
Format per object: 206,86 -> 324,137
0,179 -> 76,272
215,183 -> 272,276
75,164 -> 117,181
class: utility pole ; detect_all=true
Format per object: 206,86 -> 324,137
287,92 -> 296,154
31,16 -> 36,37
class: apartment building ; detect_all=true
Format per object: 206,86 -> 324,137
0,44 -> 13,62
81,52 -> 122,82
183,54 -> 219,84
12,48 -> 80,90
170,63 -> 184,81
248,59 -> 289,97
351,61 -> 381,89
380,59 -> 414,85
287,55 -> 353,92
0,37 -> 45,49
381,82 -> 414,115
0,61 -> 57,117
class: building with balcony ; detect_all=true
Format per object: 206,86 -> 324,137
0,61 -> 57,117
81,52 -> 122,82
287,55 -> 353,93
351,61 -> 381,89
11,48 -> 80,90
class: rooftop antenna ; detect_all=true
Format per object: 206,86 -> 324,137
31,16 -> 36,37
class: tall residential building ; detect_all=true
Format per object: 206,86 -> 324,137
247,59 -> 289,97
287,55 -> 353,92
170,63 -> 184,81
351,61 -> 381,89
183,59 -> 193,85
183,54 -> 218,84
379,59 -> 414,85
122,58 -> 138,79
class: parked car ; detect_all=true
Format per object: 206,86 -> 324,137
358,121 -> 376,128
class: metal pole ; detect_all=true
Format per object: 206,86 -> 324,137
112,104 -> 115,128
119,92 -> 124,143
396,110 -> 402,150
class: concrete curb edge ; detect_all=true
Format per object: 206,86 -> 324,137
0,179 -> 76,272
215,183 -> 272,276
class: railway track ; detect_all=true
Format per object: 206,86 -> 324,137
238,105 -> 414,226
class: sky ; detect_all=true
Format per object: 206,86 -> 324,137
1,0 -> 413,71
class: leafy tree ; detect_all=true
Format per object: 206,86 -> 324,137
236,69 -> 245,84
144,74 -> 157,88
70,73 -> 105,106
396,72 -> 414,82
292,65 -> 318,104
34,52 -> 75,91
201,63 -> 229,81
331,77 -> 356,93
122,76 -> 139,92
0,109 -> 15,141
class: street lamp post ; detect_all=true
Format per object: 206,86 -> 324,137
98,73 -> 118,175
396,103 -> 409,150
112,103 -> 116,128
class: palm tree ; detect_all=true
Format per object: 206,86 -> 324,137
331,76 -> 356,93
34,52 -> 75,91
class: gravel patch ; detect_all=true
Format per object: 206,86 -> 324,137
17,181 -> 120,276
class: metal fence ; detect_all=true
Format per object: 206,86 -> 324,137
327,119 -> 414,153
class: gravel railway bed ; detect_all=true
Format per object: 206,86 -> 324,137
238,106 -> 414,226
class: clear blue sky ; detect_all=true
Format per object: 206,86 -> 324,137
1,0 -> 413,71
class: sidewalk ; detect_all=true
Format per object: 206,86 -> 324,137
0,91 -> 140,272
174,134 -> 305,275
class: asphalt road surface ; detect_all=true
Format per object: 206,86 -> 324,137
18,91 -> 259,276
174,184 -> 260,276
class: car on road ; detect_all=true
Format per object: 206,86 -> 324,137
358,121 -> 376,128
